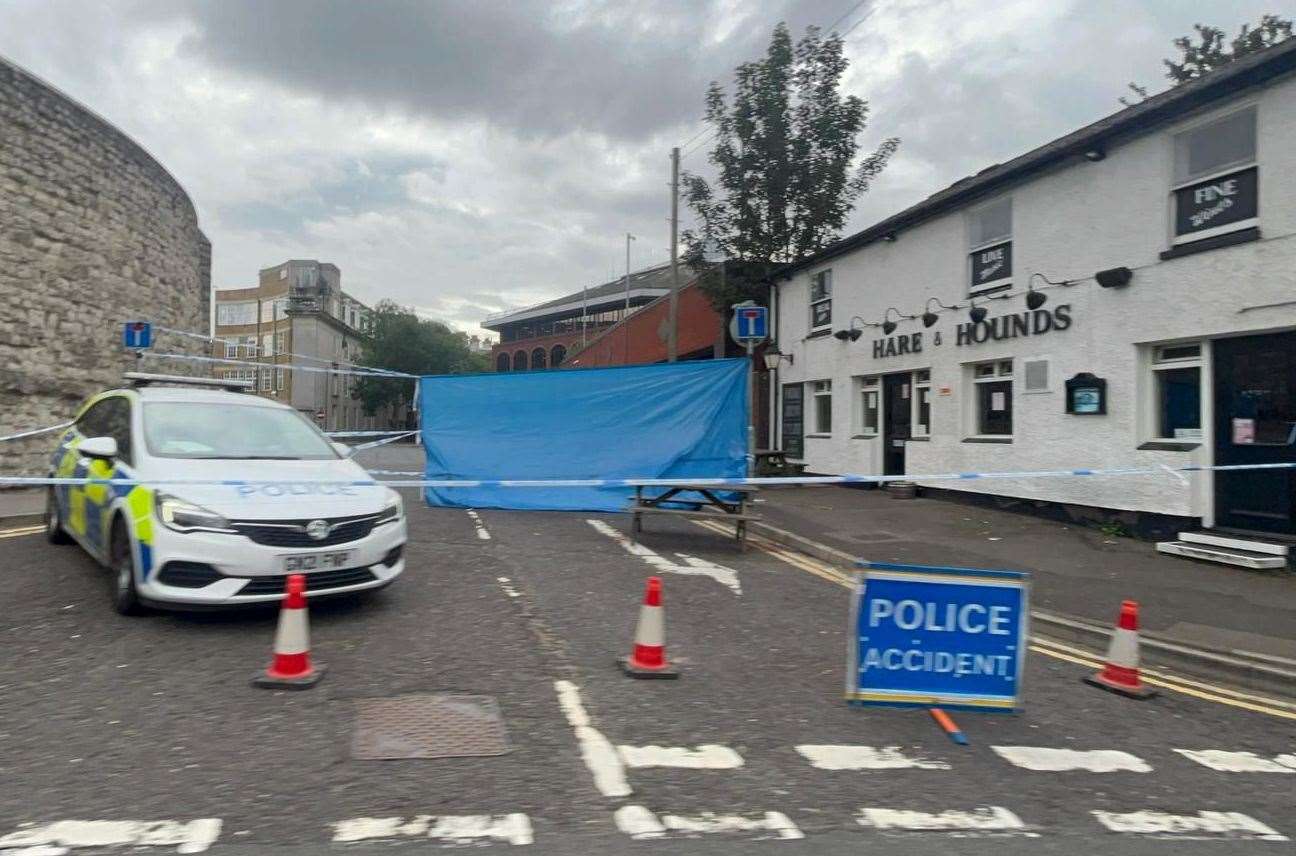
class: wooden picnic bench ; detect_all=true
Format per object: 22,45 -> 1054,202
627,482 -> 760,549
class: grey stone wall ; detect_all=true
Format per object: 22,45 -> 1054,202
0,57 -> 211,478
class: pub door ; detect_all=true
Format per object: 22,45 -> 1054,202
1213,331 -> 1296,534
883,373 -> 912,476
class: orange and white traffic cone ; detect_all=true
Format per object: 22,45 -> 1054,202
253,573 -> 326,689
1084,600 -> 1156,699
618,576 -> 678,679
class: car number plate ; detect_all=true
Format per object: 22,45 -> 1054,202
283,551 -> 354,572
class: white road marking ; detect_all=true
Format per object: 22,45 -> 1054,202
553,680 -> 631,797
613,806 -> 667,840
615,806 -> 801,841
0,819 -> 221,854
331,814 -> 533,845
617,744 -> 744,769
856,806 -> 1034,836
1092,810 -> 1288,841
991,746 -> 1151,772
795,745 -> 950,771
1174,749 -> 1296,773
586,519 -> 741,594
496,577 -> 522,598
465,509 -> 491,540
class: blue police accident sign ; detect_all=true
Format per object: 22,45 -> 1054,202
846,561 -> 1030,712
731,304 -> 767,341
122,321 -> 152,349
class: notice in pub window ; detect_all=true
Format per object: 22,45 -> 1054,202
991,391 -> 1006,411
1232,418 -> 1255,445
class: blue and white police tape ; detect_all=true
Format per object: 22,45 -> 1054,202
4,459 -> 1296,489
327,429 -> 420,438
346,431 -> 419,452
151,325 -> 414,378
0,421 -> 73,443
138,350 -> 418,379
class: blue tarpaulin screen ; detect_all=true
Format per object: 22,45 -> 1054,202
419,359 -> 748,511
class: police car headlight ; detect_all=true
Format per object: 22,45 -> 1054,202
374,492 -> 403,526
155,493 -> 234,533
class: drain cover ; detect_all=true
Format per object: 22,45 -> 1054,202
350,693 -> 512,760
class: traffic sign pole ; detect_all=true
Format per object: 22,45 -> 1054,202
729,301 -> 768,478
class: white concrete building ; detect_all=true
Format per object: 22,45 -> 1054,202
770,40 -> 1296,538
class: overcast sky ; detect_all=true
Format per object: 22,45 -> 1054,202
0,1 -> 1278,337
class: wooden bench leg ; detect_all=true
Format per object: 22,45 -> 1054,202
736,519 -> 747,551
631,512 -> 642,541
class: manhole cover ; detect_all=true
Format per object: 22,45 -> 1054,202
351,693 -> 512,760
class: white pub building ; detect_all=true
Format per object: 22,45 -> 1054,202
768,39 -> 1296,560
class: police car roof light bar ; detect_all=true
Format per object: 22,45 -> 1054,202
123,372 -> 254,392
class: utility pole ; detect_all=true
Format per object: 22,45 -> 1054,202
623,233 -> 635,362
667,146 -> 680,362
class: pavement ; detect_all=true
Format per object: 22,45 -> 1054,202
747,485 -> 1296,664
0,443 -> 1292,855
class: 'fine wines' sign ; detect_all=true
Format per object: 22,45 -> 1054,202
1174,167 -> 1257,238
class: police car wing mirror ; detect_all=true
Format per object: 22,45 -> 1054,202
79,436 -> 118,461
331,441 -> 353,458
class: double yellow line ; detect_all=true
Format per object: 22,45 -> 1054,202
0,524 -> 45,540
693,519 -> 1296,721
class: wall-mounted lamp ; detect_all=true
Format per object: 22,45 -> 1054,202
880,307 -> 914,336
834,316 -> 870,342
922,298 -> 955,328
1025,272 -> 1076,309
1095,266 -> 1133,288
762,347 -> 793,370
1083,144 -> 1106,162
968,299 -> 988,324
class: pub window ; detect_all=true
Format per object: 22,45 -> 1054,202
811,380 -> 832,434
1171,107 -> 1257,245
223,338 -> 238,358
913,370 -> 932,437
967,198 -> 1012,295
275,368 -> 285,390
972,359 -> 1013,437
809,270 -> 832,330
1151,342 -> 1203,440
855,376 -> 879,436
259,371 -> 271,392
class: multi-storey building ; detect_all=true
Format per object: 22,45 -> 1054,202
214,260 -> 391,431
482,262 -> 684,371
770,39 -> 1296,540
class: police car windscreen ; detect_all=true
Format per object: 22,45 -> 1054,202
142,402 -> 338,460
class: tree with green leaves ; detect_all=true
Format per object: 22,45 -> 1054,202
352,300 -> 483,417
1121,14 -> 1292,105
683,23 -> 898,310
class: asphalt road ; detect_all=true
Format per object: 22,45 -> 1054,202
0,470 -> 1292,854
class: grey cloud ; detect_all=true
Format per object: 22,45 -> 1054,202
144,0 -> 850,141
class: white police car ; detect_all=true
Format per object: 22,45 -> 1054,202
45,373 -> 407,613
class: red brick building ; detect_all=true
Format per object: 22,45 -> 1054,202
482,263 -> 683,371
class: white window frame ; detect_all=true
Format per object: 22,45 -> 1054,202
967,197 -> 1013,296
223,338 -> 238,358
912,369 -> 932,437
809,270 -> 832,331
1146,341 -> 1205,443
968,359 -> 1014,439
1170,105 -> 1258,246
809,379 -> 832,436
853,376 -> 880,438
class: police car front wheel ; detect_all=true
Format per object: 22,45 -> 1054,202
44,487 -> 72,545
109,518 -> 144,616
